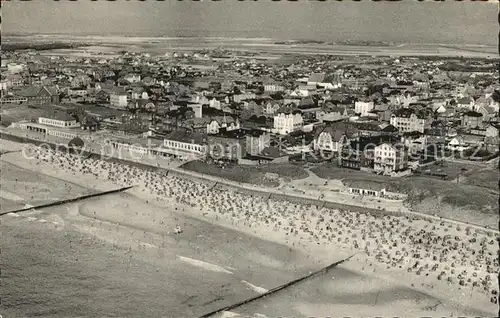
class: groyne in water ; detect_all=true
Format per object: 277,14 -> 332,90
2,132 -> 497,234
0,185 -> 135,217
199,254 -> 355,318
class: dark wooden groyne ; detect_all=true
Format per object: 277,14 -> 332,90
0,185 -> 134,217
2,132 -> 496,233
199,254 -> 355,318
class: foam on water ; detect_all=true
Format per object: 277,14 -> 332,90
177,255 -> 233,275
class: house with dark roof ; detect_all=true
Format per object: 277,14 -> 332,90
456,96 -> 474,110
80,115 -> 100,131
461,111 -> 483,128
207,129 -> 247,161
313,122 -> 358,156
356,122 -> 398,137
18,85 -> 59,105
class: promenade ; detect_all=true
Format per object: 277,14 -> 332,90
1,127 -> 497,235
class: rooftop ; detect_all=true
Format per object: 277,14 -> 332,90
463,111 -> 483,117
40,111 -> 75,122
164,129 -> 207,145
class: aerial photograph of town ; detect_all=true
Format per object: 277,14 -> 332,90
0,1 -> 499,317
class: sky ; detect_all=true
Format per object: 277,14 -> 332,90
3,1 -> 498,45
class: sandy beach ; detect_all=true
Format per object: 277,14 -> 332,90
1,140 -> 498,317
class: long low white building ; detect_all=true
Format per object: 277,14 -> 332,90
105,131 -> 208,160
162,130 -> 207,159
15,121 -> 78,139
38,113 -> 80,128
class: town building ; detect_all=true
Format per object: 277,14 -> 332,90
67,87 -> 88,97
38,113 -> 79,128
15,121 -> 78,139
18,85 -> 59,105
162,130 -> 207,160
206,116 -> 240,134
188,103 -> 203,118
390,108 -> 428,133
124,73 -> 141,83
354,101 -> 375,116
263,82 -> 285,93
110,90 -> 128,108
356,122 -> 398,137
374,143 -> 408,174
245,130 -> 271,156
484,124 -> 499,152
461,111 -> 483,128
273,111 -> 303,135
307,73 -> 326,86
316,106 -> 348,123
209,98 -> 222,110
348,183 -> 387,197
313,122 -> 358,156
0,96 -> 28,104
401,132 -> 428,153
207,129 -> 246,161
264,102 -> 282,116
446,137 -> 470,152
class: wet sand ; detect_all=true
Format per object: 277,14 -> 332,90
0,141 -> 498,317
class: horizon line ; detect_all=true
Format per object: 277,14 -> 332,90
2,32 -> 495,48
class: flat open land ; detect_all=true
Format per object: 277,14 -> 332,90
0,141 -> 498,317
419,161 -> 487,181
5,35 -> 497,58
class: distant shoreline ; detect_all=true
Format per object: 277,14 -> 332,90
2,33 -> 494,48
2,34 -> 496,59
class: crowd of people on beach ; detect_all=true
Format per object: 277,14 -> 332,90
29,145 -> 499,304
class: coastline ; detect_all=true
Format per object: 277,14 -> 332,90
1,139 -> 497,316
2,34 -> 497,58
1,131 -> 496,235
